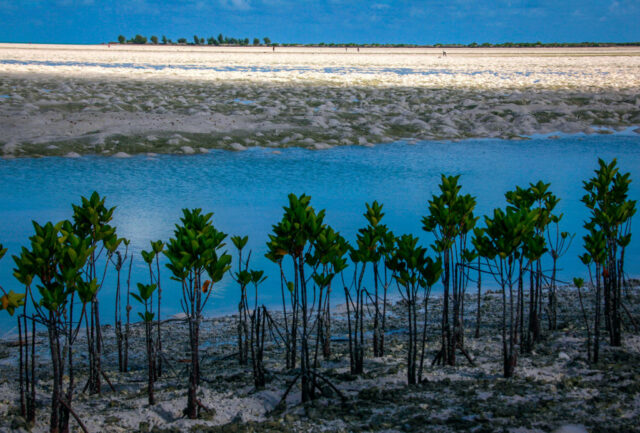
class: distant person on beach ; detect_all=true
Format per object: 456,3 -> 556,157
273,46 -> 275,52
357,47 -> 360,53
443,50 -> 447,57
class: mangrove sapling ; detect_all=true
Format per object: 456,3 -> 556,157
233,248 -> 279,380
360,202 -> 395,358
422,175 -> 478,366
112,239 -> 130,372
308,225 -> 348,371
231,235 -> 251,365
457,248 -> 478,351
72,191 -> 121,395
505,183 -> 550,351
474,207 -> 537,378
418,259 -> 442,383
543,198 -> 573,332
142,240 -> 165,378
13,221 -> 95,433
264,249 -> 295,370
347,220 -> 380,374
505,185 -> 534,349
152,241 -> 165,377
582,159 -> 636,348
165,208 -> 232,419
266,193 -> 322,401
132,283 -> 158,405
522,233 -> 547,351
248,270 -> 268,389
376,228 -> 397,357
581,229 -> 606,362
266,194 -> 345,403
546,229 -> 571,329
388,234 -> 442,385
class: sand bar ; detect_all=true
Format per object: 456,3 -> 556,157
1,44 -> 639,157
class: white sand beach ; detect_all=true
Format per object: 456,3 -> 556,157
2,44 -> 640,88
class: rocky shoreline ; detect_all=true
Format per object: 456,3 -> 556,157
1,75 -> 640,158
1,285 -> 639,433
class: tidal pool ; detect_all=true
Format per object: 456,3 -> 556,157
1,135 -> 638,332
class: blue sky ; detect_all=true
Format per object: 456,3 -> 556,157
2,0 -> 639,44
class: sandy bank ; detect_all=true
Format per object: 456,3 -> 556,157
1,75 -> 639,157
0,286 -> 639,432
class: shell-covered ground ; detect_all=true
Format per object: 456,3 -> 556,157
1,285 -> 639,433
1,45 -> 640,157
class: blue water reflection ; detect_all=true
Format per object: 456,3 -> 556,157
0,136 -> 638,331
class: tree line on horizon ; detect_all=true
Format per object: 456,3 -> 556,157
114,34 -> 640,48
117,34 -> 272,46
0,158 -> 637,433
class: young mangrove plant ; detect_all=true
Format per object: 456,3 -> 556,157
72,191 -> 121,395
581,158 -> 636,352
231,235 -> 251,365
266,193 -> 347,403
361,202 -> 395,358
232,235 -> 270,387
346,213 -> 380,374
309,225 -> 348,365
263,245 -> 294,370
505,182 -> 554,351
474,207 -> 537,378
112,238 -> 130,372
142,240 -> 165,378
165,208 -> 232,419
544,194 -> 573,333
580,226 -> 607,362
422,175 -> 478,366
13,221 -> 95,433
132,282 -> 158,405
388,234 -> 441,385
265,193 -> 322,396
248,270 -> 268,388
375,227 -> 397,358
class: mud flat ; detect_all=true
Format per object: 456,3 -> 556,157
1,286 -> 639,433
1,45 -> 639,157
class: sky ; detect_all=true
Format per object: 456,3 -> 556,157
1,0 -> 639,45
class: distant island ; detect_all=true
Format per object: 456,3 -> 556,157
115,34 -> 640,48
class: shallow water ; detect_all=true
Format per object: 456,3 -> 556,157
1,136 -> 639,332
